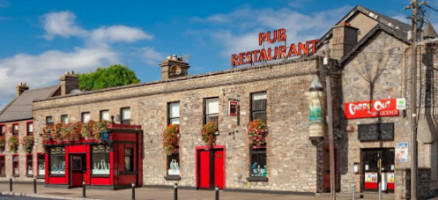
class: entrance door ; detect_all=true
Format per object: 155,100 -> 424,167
362,148 -> 395,191
197,148 -> 225,189
322,147 -> 338,192
70,154 -> 85,187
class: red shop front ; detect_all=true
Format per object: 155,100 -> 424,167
43,124 -> 143,189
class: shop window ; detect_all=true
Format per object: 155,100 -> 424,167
91,145 -> 110,176
0,155 -> 5,176
61,115 -> 68,124
12,124 -> 18,136
166,153 -> 180,176
249,147 -> 267,178
12,155 -> 19,176
0,124 -> 5,136
50,147 -> 65,175
27,122 -> 33,136
37,154 -> 45,177
81,112 -> 90,123
204,98 -> 219,125
100,110 -> 110,121
26,154 -> 33,176
251,92 -> 267,123
124,148 -> 134,172
121,107 -> 131,125
46,116 -> 53,125
168,102 -> 180,125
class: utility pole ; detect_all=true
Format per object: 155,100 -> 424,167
324,43 -> 336,200
410,0 -> 418,199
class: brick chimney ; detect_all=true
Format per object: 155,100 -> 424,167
159,55 -> 190,80
16,82 -> 29,96
60,71 -> 79,95
331,22 -> 358,60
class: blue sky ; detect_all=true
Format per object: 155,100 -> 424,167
0,0 -> 437,109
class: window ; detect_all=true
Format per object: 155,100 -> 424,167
91,145 -> 110,175
168,102 -> 180,125
27,122 -> 33,136
61,115 -> 68,124
121,107 -> 131,125
124,148 -> 134,172
81,112 -> 90,123
0,155 -> 5,176
12,124 -> 18,135
251,92 -> 267,123
167,153 -> 180,176
0,125 -> 5,136
37,154 -> 45,177
46,116 -> 53,125
50,147 -> 65,175
205,98 -> 219,125
100,110 -> 110,121
250,148 -> 267,177
12,155 -> 18,176
26,155 -> 33,176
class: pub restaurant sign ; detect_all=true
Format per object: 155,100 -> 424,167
231,28 -> 318,67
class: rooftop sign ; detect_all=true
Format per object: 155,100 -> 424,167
231,28 -> 318,67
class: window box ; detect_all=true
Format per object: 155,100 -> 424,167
164,175 -> 181,180
246,176 -> 268,182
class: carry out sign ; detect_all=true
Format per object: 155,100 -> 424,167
344,98 -> 400,119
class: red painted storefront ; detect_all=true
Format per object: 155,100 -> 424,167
44,124 -> 143,189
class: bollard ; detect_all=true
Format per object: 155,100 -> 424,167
174,183 -> 178,200
9,178 -> 12,192
215,186 -> 219,200
352,185 -> 355,200
82,181 -> 86,198
131,182 -> 135,200
34,178 -> 37,193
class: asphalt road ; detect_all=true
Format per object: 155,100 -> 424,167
0,196 -> 59,200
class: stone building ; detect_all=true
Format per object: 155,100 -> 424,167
1,4 -> 438,199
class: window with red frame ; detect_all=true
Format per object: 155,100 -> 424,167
0,155 -> 5,176
26,154 -> 33,176
12,124 -> 18,135
0,125 -> 5,136
249,92 -> 267,179
37,154 -> 45,178
12,155 -> 18,176
27,122 -> 33,136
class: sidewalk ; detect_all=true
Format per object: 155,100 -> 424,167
0,183 -> 398,200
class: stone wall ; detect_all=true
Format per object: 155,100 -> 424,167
32,59 -> 321,192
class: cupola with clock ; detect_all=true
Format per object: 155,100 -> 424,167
159,54 -> 190,80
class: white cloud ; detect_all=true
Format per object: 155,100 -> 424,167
141,47 -> 166,65
289,0 -> 313,8
43,11 -> 87,40
90,25 -> 153,43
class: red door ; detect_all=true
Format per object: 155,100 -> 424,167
199,150 -> 210,189
214,150 -> 224,189
323,147 -> 338,192
70,154 -> 85,187
197,147 -> 225,189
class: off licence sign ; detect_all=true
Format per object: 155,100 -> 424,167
344,98 -> 399,119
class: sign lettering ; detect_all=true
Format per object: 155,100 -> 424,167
344,98 -> 400,119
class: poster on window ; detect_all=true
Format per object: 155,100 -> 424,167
387,172 -> 395,183
365,172 -> 378,183
395,142 -> 408,162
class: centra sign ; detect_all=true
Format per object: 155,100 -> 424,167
231,28 -> 318,67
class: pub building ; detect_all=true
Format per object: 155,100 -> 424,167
43,123 -> 143,188
0,5 -> 438,199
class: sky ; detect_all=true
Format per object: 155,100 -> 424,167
0,0 -> 437,110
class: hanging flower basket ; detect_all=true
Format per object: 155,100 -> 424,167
52,123 -> 64,142
93,121 -> 110,141
201,122 -> 217,149
42,120 -> 109,143
247,119 -> 268,147
8,136 -> 19,153
0,136 -> 5,152
42,124 -> 54,141
21,135 -> 34,153
162,124 -> 180,155
81,120 -> 96,139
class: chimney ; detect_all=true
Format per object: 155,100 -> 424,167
60,71 -> 79,95
159,54 -> 190,80
331,22 -> 358,60
16,82 -> 29,96
423,22 -> 437,40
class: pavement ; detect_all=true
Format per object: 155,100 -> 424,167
0,182 -> 411,200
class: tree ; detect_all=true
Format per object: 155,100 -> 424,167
78,64 -> 140,91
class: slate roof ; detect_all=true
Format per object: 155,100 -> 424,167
0,86 -> 58,122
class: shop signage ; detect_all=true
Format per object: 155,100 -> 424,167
231,28 -> 318,67
395,142 -> 408,162
396,98 -> 406,110
344,98 -> 399,119
228,100 -> 239,116
307,91 -> 324,138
